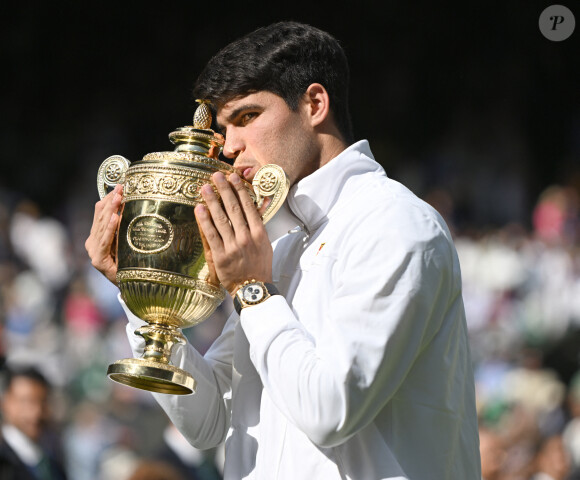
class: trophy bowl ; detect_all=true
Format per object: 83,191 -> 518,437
96,101 -> 289,395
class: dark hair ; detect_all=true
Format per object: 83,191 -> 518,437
193,21 -> 354,144
2,365 -> 50,393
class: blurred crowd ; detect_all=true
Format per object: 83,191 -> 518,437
0,189 -> 226,479
456,184 -> 580,480
0,180 -> 579,480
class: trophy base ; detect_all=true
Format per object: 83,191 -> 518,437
107,358 -> 196,395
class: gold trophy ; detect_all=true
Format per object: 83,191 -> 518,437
96,101 -> 289,395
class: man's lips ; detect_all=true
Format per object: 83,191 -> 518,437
232,164 -> 255,181
234,167 -> 254,181
242,167 -> 253,180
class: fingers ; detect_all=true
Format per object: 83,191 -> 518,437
227,173 -> 264,231
88,186 -> 122,248
195,171 -> 273,293
85,184 -> 123,284
208,171 -> 264,232
212,172 -> 250,238
99,211 -> 120,257
197,181 -> 235,250
90,185 -> 122,235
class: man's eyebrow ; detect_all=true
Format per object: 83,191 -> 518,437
217,103 -> 263,131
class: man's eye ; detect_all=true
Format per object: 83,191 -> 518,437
240,112 -> 257,125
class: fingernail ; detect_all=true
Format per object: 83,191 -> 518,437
196,205 -> 207,217
214,172 -> 226,184
201,184 -> 214,196
230,173 -> 241,184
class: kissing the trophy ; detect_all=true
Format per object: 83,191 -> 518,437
96,100 -> 289,395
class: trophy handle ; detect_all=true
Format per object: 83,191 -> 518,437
97,155 -> 131,200
252,164 -> 290,224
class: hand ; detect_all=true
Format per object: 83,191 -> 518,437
194,172 -> 272,297
85,184 -> 123,285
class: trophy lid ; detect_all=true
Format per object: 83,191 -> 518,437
169,100 -> 224,156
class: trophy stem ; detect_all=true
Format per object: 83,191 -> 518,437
137,324 -> 186,364
106,323 -> 196,395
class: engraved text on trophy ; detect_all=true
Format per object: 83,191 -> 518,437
128,214 -> 174,254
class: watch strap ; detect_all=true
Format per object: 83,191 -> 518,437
234,282 -> 280,315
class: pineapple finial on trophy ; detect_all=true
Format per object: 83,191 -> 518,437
193,99 -> 212,130
168,99 -> 224,157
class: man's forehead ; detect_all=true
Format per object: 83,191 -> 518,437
7,376 -> 49,395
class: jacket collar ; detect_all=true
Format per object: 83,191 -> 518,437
1,424 -> 42,466
286,140 -> 382,231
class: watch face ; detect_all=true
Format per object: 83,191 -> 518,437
242,283 -> 265,303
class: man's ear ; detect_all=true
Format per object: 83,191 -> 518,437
304,83 -> 330,127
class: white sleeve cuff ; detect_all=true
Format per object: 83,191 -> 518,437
239,295 -> 311,353
118,293 -> 147,356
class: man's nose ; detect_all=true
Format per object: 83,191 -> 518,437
222,130 -> 243,160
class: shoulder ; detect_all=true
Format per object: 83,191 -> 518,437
0,435 -> 34,480
335,171 -> 453,249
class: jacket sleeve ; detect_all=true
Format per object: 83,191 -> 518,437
239,207 -> 460,448
121,298 -> 236,449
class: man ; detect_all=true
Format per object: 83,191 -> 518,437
0,366 -> 67,480
86,21 -> 481,479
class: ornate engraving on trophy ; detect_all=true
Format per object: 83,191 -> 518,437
158,176 -> 181,195
97,155 -> 131,199
124,166 -> 210,207
127,214 -> 174,254
259,171 -> 278,192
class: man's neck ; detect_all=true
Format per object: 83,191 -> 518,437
317,128 -> 349,170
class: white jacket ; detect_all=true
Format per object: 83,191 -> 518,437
122,140 -> 481,479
